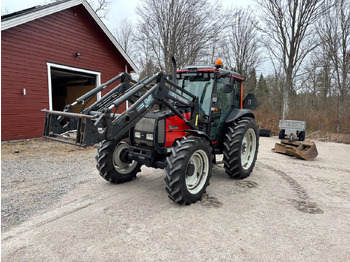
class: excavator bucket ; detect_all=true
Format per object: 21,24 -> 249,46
272,139 -> 318,160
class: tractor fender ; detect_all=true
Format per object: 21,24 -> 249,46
216,109 -> 255,148
184,129 -> 213,146
224,109 -> 255,124
183,129 -> 216,163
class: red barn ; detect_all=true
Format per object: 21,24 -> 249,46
1,0 -> 137,141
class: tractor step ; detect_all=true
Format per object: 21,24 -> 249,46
272,139 -> 318,160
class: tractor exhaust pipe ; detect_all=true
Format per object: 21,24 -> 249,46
172,56 -> 177,81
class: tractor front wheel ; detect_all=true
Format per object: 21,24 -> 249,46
96,137 -> 142,184
223,117 -> 259,179
164,136 -> 213,205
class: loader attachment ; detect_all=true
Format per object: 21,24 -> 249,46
42,72 -> 138,146
272,139 -> 318,160
42,109 -> 102,146
42,72 -> 200,147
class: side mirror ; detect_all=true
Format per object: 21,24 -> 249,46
243,93 -> 258,110
223,77 -> 233,93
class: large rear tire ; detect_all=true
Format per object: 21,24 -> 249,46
164,136 -> 213,205
223,117 -> 259,179
96,137 -> 141,184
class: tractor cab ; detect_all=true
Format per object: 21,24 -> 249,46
175,62 -> 245,143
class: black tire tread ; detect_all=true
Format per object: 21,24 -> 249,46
96,139 -> 141,184
164,137 -> 213,205
279,129 -> 285,139
223,117 -> 259,179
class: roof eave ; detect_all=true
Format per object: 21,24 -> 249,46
1,0 -> 82,31
80,1 -> 139,73
1,0 -> 139,73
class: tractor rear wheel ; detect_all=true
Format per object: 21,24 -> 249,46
223,117 -> 259,179
164,136 -> 213,205
96,137 -> 141,184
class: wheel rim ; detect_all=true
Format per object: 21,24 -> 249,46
185,149 -> 209,194
113,141 -> 138,174
241,128 -> 257,170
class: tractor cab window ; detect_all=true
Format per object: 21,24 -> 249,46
209,77 -> 242,140
215,77 -> 233,111
233,81 -> 242,109
178,77 -> 214,119
215,77 -> 242,109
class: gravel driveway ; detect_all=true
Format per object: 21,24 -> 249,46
1,139 -> 97,231
2,136 -> 350,261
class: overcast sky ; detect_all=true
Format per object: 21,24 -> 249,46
2,0 -> 269,74
2,0 -> 254,32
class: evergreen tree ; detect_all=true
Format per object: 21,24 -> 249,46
243,69 -> 257,97
256,74 -> 268,105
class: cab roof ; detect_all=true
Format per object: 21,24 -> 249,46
177,65 -> 243,81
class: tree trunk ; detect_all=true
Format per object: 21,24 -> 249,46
283,70 -> 293,120
282,89 -> 289,120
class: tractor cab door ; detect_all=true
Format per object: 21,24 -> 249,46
177,76 -> 215,131
209,77 -> 241,140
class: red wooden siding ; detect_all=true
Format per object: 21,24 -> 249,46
1,5 -> 133,140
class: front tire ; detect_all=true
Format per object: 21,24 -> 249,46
96,138 -> 141,184
223,117 -> 259,179
164,136 -> 213,205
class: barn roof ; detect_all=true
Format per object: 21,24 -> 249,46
1,0 -> 138,73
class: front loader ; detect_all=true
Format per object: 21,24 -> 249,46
42,59 -> 259,205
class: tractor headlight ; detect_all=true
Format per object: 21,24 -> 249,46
135,131 -> 141,139
146,133 -> 154,141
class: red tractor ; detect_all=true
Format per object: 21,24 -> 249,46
43,59 -> 259,205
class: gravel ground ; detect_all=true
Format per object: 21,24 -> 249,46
2,136 -> 350,261
1,139 -> 97,232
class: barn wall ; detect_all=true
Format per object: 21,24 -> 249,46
1,5 -> 132,140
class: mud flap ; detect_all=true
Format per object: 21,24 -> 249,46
272,139 -> 318,160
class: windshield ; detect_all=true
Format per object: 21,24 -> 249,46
178,77 -> 214,118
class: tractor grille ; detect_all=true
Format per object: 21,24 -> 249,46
134,117 -> 165,147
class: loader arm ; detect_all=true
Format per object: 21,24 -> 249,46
42,72 -> 199,147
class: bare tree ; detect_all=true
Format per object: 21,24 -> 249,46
113,19 -> 137,58
134,34 -> 159,79
303,44 -> 332,108
224,8 -> 261,77
135,0 -> 231,74
316,0 -> 350,132
84,0 -> 110,18
50,0 -> 110,18
201,25 -> 228,66
256,0 -> 330,119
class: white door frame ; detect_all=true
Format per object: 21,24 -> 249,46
47,62 -> 101,110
